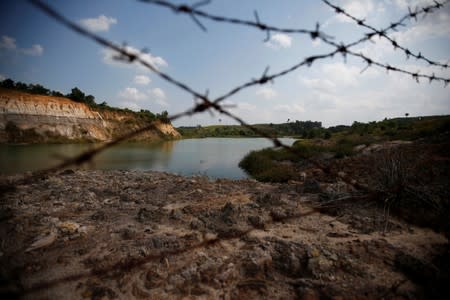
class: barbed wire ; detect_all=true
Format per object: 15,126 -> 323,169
138,0 -> 450,81
3,0 -> 450,295
322,0 -> 450,69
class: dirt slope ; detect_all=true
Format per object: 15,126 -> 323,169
0,88 -> 180,143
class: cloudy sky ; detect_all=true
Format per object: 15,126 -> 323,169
0,0 -> 449,127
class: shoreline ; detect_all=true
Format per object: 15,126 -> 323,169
1,169 -> 448,299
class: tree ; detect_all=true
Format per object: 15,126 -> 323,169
0,78 -> 15,89
66,87 -> 86,103
51,90 -> 64,97
15,82 -> 28,91
84,95 -> 96,107
29,84 -> 50,95
157,110 -> 170,123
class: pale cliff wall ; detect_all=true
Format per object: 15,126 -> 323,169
0,88 -> 180,143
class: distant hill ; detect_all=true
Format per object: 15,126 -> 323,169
178,115 -> 450,141
178,120 -> 323,138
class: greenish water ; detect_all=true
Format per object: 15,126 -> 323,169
0,138 -> 295,179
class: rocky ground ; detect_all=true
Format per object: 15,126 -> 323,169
0,170 -> 449,299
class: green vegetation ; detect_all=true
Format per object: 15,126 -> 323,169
178,120 -> 322,138
0,78 -> 171,124
178,115 -> 450,140
239,115 -> 450,182
331,116 -> 450,141
239,149 -> 297,182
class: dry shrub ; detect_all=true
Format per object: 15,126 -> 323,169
370,145 -> 449,235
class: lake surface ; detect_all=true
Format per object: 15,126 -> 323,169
0,138 -> 295,179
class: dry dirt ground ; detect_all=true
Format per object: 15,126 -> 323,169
0,170 -> 448,299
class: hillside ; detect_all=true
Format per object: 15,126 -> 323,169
0,88 -> 180,143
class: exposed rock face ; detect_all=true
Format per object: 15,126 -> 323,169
0,88 -> 180,143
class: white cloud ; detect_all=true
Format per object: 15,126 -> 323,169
256,86 -> 277,99
311,39 -> 321,47
265,33 -> 292,49
274,104 -> 305,113
117,86 -> 169,109
134,75 -> 151,85
102,46 -> 168,71
118,101 -> 141,111
354,6 -> 450,61
0,36 -> 16,49
395,11 -> 450,44
322,62 -> 361,87
80,15 -> 117,32
0,74 -> 5,81
116,86 -> 168,109
118,87 -> 147,101
300,77 -> 336,92
20,44 -> 44,56
150,87 -> 168,107
335,0 -> 376,23
295,57 -> 450,126
391,0 -> 432,10
150,87 -> 165,99
236,102 -> 256,111
323,0 -> 385,28
0,35 -> 43,56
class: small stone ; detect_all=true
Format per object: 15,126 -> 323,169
309,247 -> 321,258
190,219 -> 204,230
298,288 -> 320,300
329,254 -> 339,261
60,169 -> 75,175
247,215 -> 264,228
26,230 -> 57,252
170,209 -> 183,220
58,221 -> 80,234
204,232 -> 217,241
303,179 -> 321,193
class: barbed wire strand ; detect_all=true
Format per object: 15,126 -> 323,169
138,0 -> 450,100
322,0 -> 450,69
139,0 -> 450,71
2,0 -> 449,295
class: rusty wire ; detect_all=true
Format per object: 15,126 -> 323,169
3,0 -> 450,294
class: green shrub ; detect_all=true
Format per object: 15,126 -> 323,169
254,166 -> 296,183
239,150 -> 275,175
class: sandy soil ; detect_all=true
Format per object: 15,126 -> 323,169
0,170 -> 448,299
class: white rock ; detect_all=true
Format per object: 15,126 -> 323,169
25,230 -> 57,252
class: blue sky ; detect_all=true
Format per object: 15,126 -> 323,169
0,0 -> 449,127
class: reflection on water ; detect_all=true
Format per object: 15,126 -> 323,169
0,138 -> 295,179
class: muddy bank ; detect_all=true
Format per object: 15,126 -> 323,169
0,170 -> 448,299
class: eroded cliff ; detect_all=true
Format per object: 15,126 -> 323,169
0,88 -> 180,143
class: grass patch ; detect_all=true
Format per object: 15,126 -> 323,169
239,149 -> 296,182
